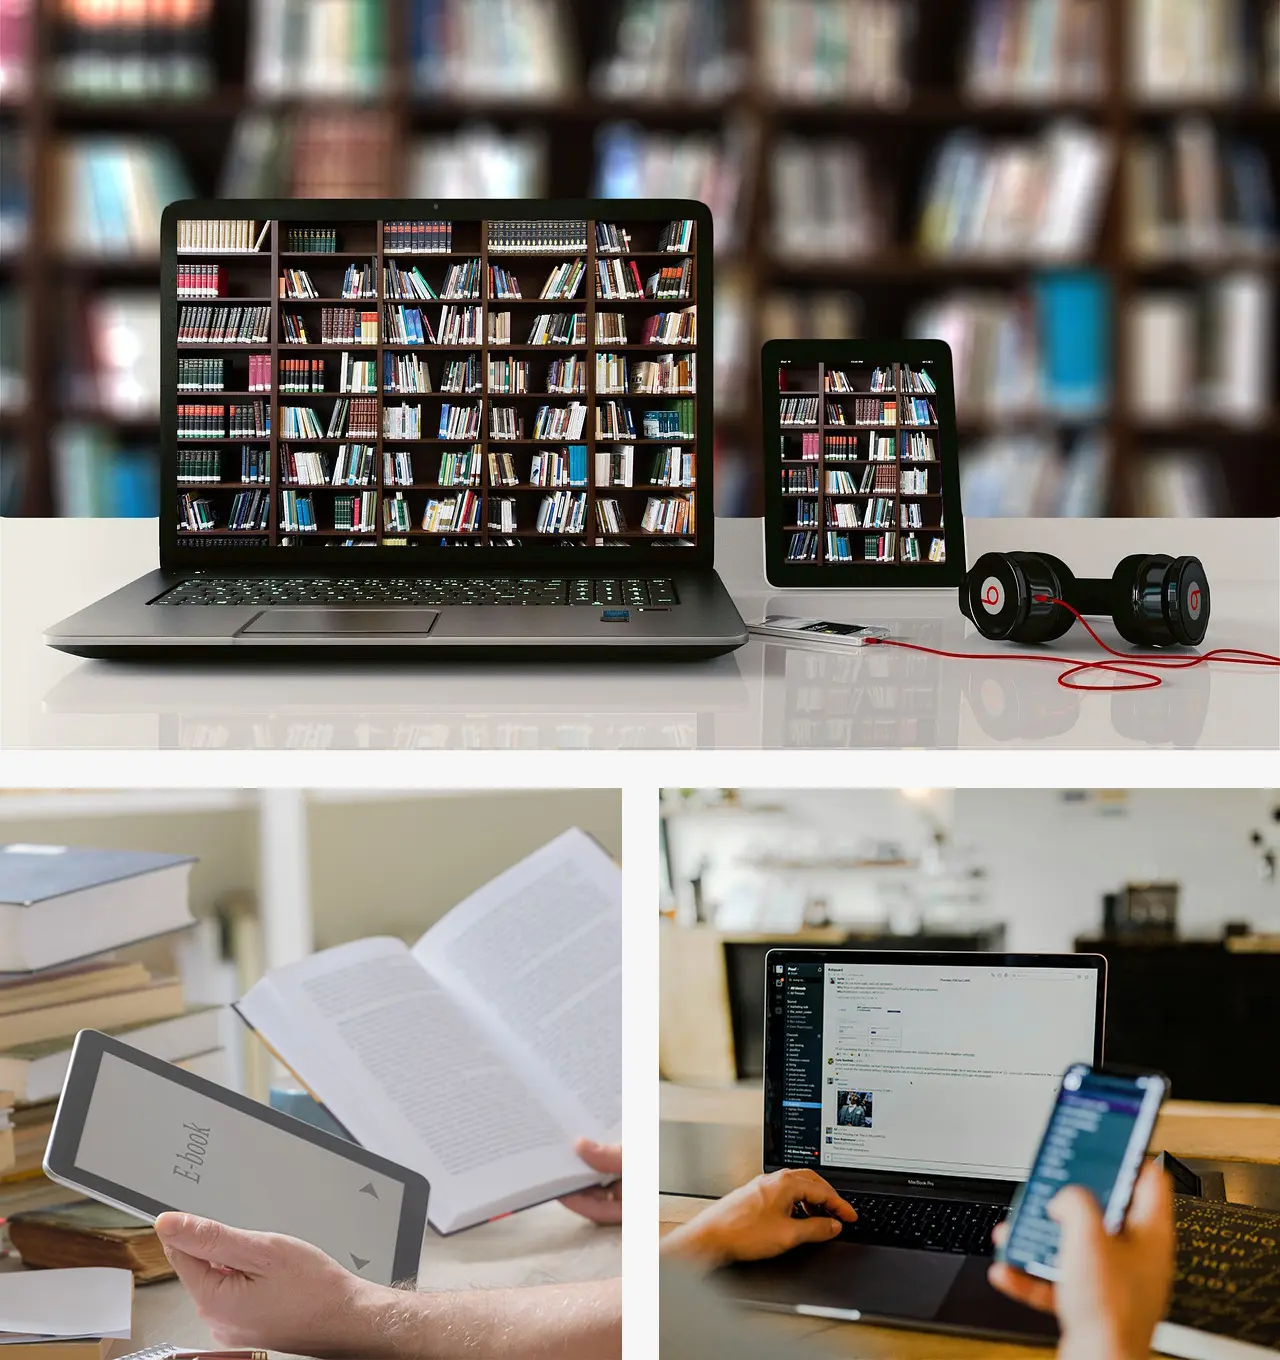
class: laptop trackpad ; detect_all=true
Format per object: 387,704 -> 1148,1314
242,609 -> 439,636
717,1242 -> 963,1320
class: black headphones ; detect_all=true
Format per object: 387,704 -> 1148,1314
959,552 -> 1210,648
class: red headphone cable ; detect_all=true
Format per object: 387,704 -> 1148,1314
865,597 -> 1280,694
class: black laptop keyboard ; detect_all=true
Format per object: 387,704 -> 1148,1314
834,1193 -> 1004,1257
157,576 -> 679,608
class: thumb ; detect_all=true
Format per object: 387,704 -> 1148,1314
154,1213 -> 268,1274
574,1138 -> 622,1178
1047,1185 -> 1106,1246
789,1215 -> 845,1248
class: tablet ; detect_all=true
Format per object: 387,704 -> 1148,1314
44,1029 -> 429,1287
762,339 -> 966,588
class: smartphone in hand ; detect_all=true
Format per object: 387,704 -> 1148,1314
996,1064 -> 1169,1281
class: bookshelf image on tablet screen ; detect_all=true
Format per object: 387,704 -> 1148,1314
168,210 -> 702,552
763,340 -> 965,589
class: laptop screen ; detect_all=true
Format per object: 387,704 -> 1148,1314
763,953 -> 1104,1188
161,201 -> 710,567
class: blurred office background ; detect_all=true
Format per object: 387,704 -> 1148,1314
660,787 -> 1280,1103
0,0 -> 1276,520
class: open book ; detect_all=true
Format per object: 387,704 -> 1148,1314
234,828 -> 621,1235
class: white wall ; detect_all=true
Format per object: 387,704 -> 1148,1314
956,789 -> 1280,951
663,789 -> 1280,946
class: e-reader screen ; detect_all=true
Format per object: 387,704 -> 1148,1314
762,340 -> 966,588
46,1033 -> 428,1286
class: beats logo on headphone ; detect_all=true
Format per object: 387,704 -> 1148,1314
959,551 -> 1210,648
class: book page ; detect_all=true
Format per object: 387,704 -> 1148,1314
413,828 -> 622,1142
236,936 -> 594,1233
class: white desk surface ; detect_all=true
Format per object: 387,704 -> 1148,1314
2,515 -> 1276,749
0,1200 -> 620,1357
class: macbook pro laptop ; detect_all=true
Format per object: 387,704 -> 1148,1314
716,949 -> 1107,1346
46,198 -> 746,659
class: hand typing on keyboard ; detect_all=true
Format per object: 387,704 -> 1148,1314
659,1169 -> 857,1270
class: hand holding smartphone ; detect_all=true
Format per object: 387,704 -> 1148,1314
997,1064 -> 1169,1281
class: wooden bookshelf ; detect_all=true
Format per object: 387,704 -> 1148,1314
3,0 -> 1278,517
171,216 -> 697,543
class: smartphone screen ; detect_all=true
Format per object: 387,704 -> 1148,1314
1000,1065 -> 1168,1280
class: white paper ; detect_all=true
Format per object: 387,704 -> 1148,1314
0,1267 -> 132,1339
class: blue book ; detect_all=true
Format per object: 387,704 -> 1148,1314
0,844 -> 196,973
1034,271 -> 1110,417
110,450 -> 159,517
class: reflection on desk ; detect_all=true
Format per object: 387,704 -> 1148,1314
3,516 -> 1276,749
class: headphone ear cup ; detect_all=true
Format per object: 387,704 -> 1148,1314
1111,554 -> 1174,646
1006,552 -> 1073,644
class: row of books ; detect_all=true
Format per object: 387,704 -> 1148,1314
281,357 -> 340,393
437,403 -> 480,440
966,0 -> 1106,101
536,489 -> 587,534
178,357 -> 233,392
440,356 -> 481,394
488,406 -> 524,440
1128,274 -> 1272,423
528,402 -> 587,440
282,397 -> 379,440
489,219 -> 589,253
388,353 -> 434,393
286,227 -> 338,252
177,447 -> 268,485
385,220 -> 452,253
176,402 -> 269,439
640,496 -> 694,535
529,446 -> 589,487
910,277 -> 1111,418
827,530 -> 898,562
1129,122 -> 1275,261
250,0 -> 384,95
771,139 -> 885,260
386,263 -> 438,300
595,498 -> 628,533
229,487 -> 272,529
436,449 -> 482,486
334,490 -> 378,531
178,305 -> 270,344
829,497 -> 896,529
761,0 -> 910,104
780,397 -> 820,426
423,489 -> 481,532
178,265 -> 228,298
541,260 -> 587,301
48,0 -> 214,98
820,463 -> 899,494
178,489 -> 216,529
903,535 -> 948,563
918,122 -> 1113,260
177,218 -> 266,254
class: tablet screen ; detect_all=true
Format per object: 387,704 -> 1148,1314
762,341 -> 965,588
69,1050 -> 410,1283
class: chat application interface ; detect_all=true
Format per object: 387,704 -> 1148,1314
1005,1069 -> 1156,1272
774,960 -> 1097,1180
74,1053 -> 408,1284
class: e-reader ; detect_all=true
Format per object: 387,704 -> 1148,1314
44,1029 -> 429,1286
762,338 -> 966,588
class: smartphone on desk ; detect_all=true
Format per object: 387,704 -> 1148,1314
748,617 -> 891,646
997,1063 -> 1169,1281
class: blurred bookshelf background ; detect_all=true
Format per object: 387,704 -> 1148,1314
0,0 -> 1276,520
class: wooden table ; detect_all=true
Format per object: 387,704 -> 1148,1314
1,1201 -> 620,1358
659,1083 -> 1280,1359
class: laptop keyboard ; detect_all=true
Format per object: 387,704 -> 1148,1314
157,576 -> 679,608
834,1193 -> 1004,1257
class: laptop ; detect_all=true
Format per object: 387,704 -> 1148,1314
715,949 -> 1107,1346
46,198 -> 747,659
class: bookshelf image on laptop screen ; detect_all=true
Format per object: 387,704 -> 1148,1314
763,340 -> 965,589
166,209 -> 703,554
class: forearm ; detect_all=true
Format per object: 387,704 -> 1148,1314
352,1278 -> 622,1360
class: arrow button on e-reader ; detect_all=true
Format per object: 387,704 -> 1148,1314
350,1253 -> 370,1271
359,1182 -> 379,1199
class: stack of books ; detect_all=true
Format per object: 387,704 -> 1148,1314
965,0 -> 1105,101
249,0 -> 386,96
0,843 -> 226,1279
